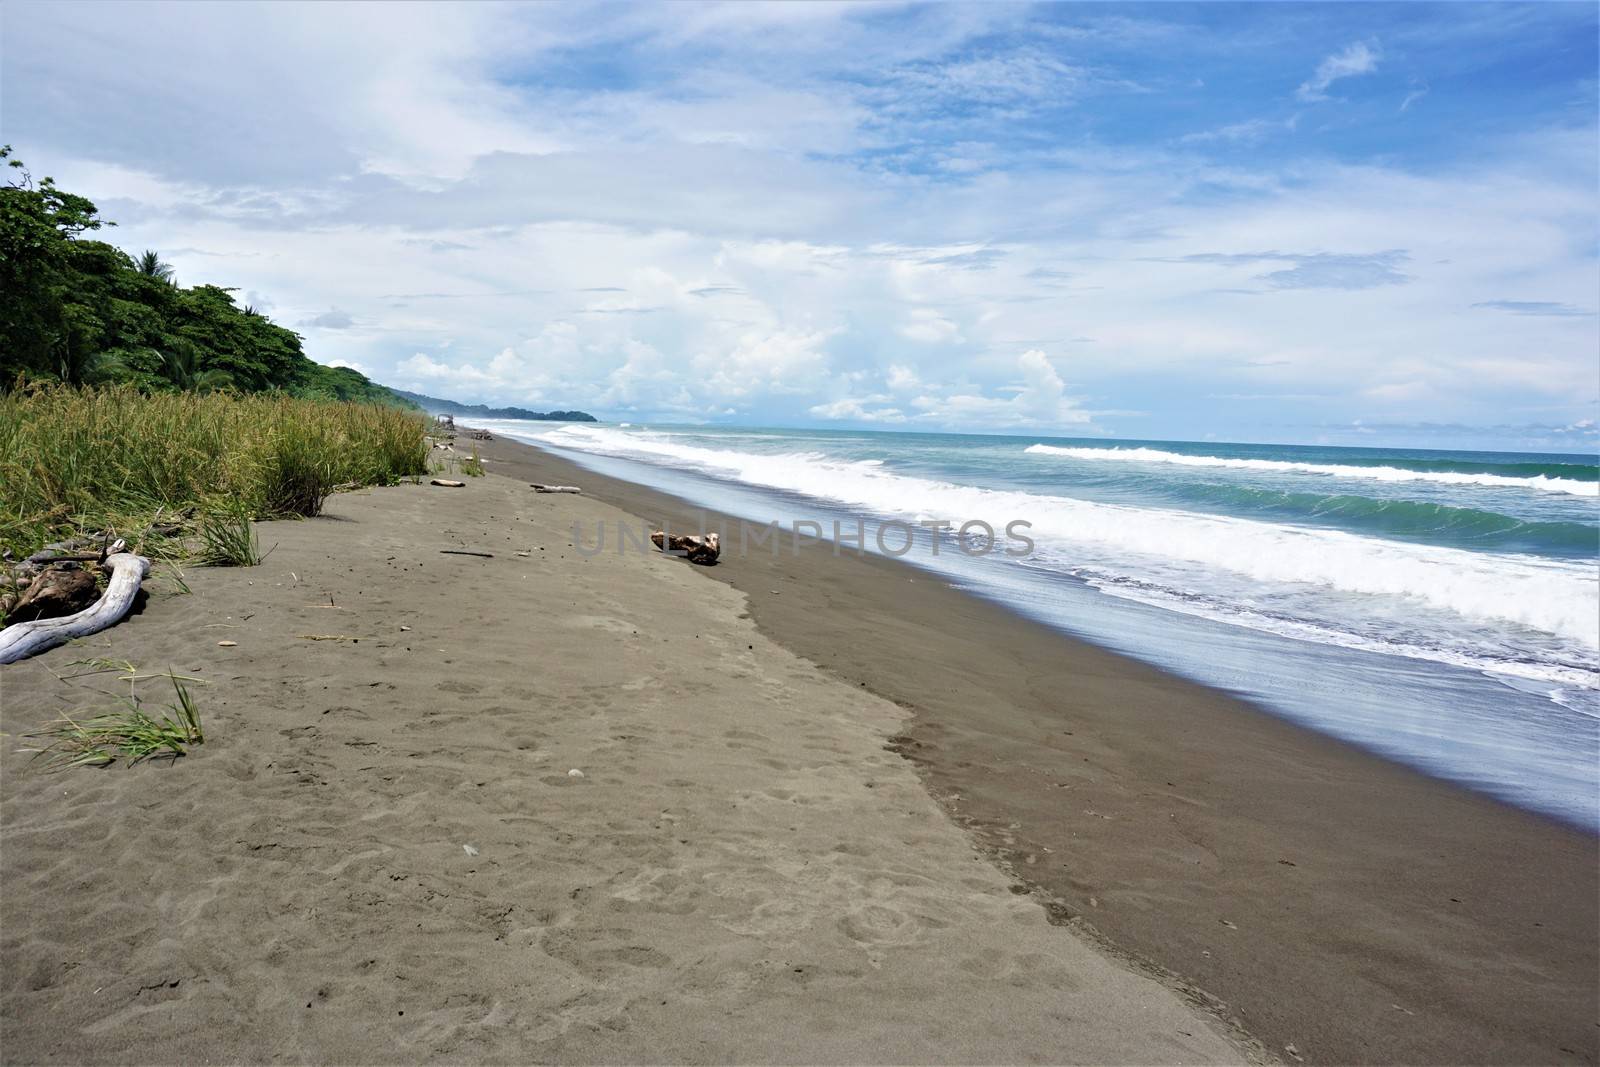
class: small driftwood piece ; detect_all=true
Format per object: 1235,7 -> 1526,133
431,478 -> 467,488
7,568 -> 98,624
24,552 -> 102,565
0,552 -> 149,665
650,530 -> 721,566
440,549 -> 494,558
531,484 -> 581,494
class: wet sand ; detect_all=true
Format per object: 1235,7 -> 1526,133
1,465 -> 1250,1063
473,432 -> 1600,1066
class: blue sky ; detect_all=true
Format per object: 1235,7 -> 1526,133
5,1 -> 1597,450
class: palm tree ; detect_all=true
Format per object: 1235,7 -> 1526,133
155,342 -> 232,393
57,347 -> 126,387
135,250 -> 174,285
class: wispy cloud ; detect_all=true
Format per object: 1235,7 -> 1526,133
886,49 -> 1100,107
1174,250 -> 1411,290
1296,41 -> 1381,101
1472,300 -> 1595,317
917,247 -> 1006,270
1179,116 -> 1297,146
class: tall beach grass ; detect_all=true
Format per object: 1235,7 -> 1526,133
0,384 -> 430,557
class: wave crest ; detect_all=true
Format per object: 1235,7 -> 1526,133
1024,444 -> 1600,496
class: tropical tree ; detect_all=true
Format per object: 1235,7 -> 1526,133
155,340 -> 233,393
0,148 -> 410,406
135,250 -> 174,284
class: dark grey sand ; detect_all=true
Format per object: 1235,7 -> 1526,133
476,433 -> 1599,1067
1,464 -> 1248,1063
2,431 -> 1595,1065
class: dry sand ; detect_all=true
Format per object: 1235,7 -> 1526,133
0,469 -> 1251,1064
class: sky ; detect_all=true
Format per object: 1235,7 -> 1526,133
4,1 -> 1597,451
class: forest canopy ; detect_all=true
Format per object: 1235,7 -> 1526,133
0,146 -> 405,406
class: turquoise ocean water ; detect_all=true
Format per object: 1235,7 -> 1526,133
483,422 -> 1600,830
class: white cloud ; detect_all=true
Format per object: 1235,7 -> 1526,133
905,350 -> 1093,430
808,398 -> 906,423
1296,41 -> 1381,101
1180,116 -> 1298,146
1399,85 -> 1430,113
899,308 -> 964,343
3,4 -> 1592,439
886,364 -> 921,391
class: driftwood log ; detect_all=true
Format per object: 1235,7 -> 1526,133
531,484 -> 581,494
0,553 -> 150,665
6,568 -> 99,624
650,531 -> 721,566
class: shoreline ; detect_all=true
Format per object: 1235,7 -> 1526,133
474,430 -> 1600,1065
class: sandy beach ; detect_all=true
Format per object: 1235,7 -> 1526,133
1,458 -> 1253,1064
2,434 -> 1596,1064
6,2 -> 1598,1063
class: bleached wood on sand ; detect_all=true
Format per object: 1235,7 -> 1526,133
0,553 -> 150,665
650,530 -> 721,565
531,484 -> 581,494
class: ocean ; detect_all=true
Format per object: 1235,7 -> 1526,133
480,421 -> 1600,830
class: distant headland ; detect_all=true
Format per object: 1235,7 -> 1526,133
385,387 -> 597,422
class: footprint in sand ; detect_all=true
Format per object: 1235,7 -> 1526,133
838,903 -> 925,947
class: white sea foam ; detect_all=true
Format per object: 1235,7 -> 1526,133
1074,569 -> 1600,691
528,424 -> 1600,657
1024,444 -> 1600,496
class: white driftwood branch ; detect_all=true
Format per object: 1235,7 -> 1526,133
0,553 -> 150,665
531,484 -> 581,494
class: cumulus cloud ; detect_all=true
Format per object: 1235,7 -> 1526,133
3,2 -> 1593,440
299,308 -> 355,329
899,308 -> 963,343
807,351 -> 1091,430
922,351 -> 1093,429
808,398 -> 906,423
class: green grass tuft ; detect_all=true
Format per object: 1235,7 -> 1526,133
25,673 -> 205,770
194,504 -> 261,566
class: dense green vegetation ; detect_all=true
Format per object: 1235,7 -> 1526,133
0,386 -> 430,560
0,146 -> 404,405
387,387 -> 596,422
